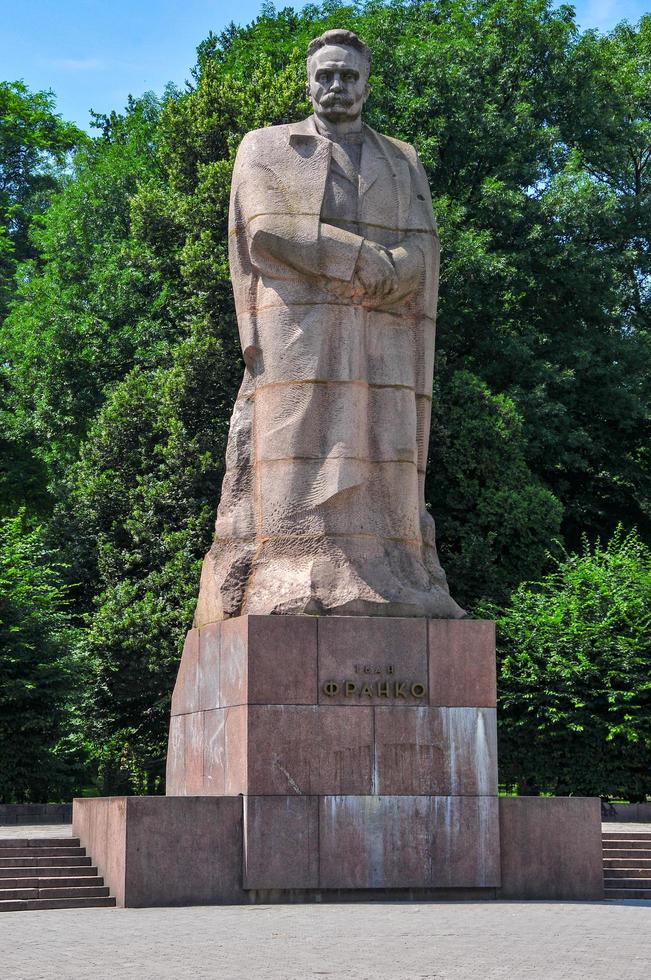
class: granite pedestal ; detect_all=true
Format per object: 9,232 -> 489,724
72,615 -> 604,905
166,615 -> 500,894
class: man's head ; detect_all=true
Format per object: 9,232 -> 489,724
306,29 -> 371,125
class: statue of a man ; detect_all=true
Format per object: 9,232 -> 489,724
194,29 -> 464,622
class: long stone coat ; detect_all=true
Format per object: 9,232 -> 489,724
194,115 -> 464,622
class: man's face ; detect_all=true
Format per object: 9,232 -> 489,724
307,44 -> 370,123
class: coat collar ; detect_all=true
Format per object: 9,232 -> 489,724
287,115 -> 322,142
287,116 -> 390,199
288,114 -> 378,145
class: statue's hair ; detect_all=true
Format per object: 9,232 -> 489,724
306,29 -> 371,72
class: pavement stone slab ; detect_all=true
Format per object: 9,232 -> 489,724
1,819 -> 650,980
1,900 -> 650,980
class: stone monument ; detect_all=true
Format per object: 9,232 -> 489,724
167,29 -> 500,895
194,28 -> 464,623
72,30 -> 604,906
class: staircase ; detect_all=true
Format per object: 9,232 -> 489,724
0,836 -> 115,911
603,830 -> 651,900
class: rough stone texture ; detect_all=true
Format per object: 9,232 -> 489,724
165,714 -> 185,796
197,623 -> 220,711
373,706 -> 498,796
170,629 -> 199,715
162,614 -> 502,896
73,797 -> 246,907
224,706 -> 248,796
221,616 -> 318,706
372,706 -> 447,794
447,707 -> 499,796
71,793 -> 606,904
191,35 -> 463,623
245,704 -> 374,796
498,797 -> 604,900
220,619 -> 247,707
184,711 -> 205,796
202,708 -> 226,796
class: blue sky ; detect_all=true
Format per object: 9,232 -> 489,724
2,0 -> 649,132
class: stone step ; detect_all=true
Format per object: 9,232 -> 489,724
605,867 -> 651,879
0,855 -> 92,869
604,876 -> 651,889
604,857 -> 651,868
0,838 -> 79,849
601,847 -> 651,859
0,836 -> 114,912
0,875 -> 104,889
604,886 -> 651,900
0,864 -> 97,879
602,831 -> 651,900
38,885 -> 109,899
0,885 -> 109,901
0,896 -> 116,912
602,833 -> 651,842
0,846 -> 85,859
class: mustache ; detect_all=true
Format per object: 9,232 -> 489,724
320,92 -> 354,106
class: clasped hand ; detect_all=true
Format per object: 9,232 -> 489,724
331,239 -> 419,306
354,240 -> 398,302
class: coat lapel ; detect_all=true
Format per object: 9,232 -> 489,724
359,125 -> 411,230
359,125 -> 384,198
285,118 -> 411,229
287,117 -> 332,216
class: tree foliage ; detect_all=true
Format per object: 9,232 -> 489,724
0,80 -> 84,320
430,370 -> 563,608
0,81 -> 85,518
0,512 -> 84,802
493,528 -> 651,800
0,1 -> 650,797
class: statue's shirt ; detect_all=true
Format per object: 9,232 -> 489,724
321,133 -> 363,237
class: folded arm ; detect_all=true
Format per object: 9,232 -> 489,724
234,144 -> 435,304
248,213 -> 364,283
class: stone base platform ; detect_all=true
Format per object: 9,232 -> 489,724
165,615 -> 500,892
71,616 -> 603,905
71,795 -> 604,906
166,616 -> 499,797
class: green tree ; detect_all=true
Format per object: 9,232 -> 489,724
2,93 -> 169,483
2,1 -> 650,791
0,82 -> 84,516
63,320 -> 235,790
430,370 -> 563,608
0,80 -> 84,320
549,16 -> 651,541
494,528 -> 651,799
0,511 -> 84,802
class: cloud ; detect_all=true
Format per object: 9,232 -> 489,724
47,57 -> 105,71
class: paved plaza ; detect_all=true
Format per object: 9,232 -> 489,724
2,898 -> 650,979
2,824 -> 650,979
